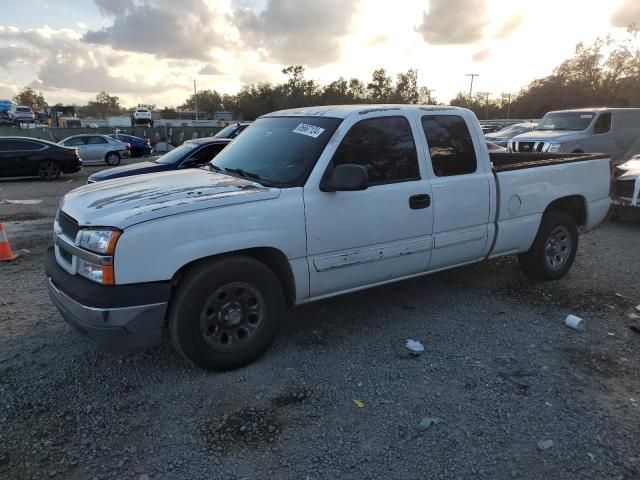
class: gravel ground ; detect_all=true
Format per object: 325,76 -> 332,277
1,175 -> 640,480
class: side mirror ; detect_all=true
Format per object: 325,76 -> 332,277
320,164 -> 369,192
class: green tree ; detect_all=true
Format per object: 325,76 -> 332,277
78,91 -> 123,118
180,89 -> 223,115
367,68 -> 393,102
13,87 -> 48,110
393,69 -> 419,104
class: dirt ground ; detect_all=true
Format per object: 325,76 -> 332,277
1,169 -> 640,480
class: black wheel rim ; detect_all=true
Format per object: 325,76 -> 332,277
39,162 -> 58,179
199,282 -> 265,352
107,154 -> 119,165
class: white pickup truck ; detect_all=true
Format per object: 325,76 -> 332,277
46,105 -> 612,371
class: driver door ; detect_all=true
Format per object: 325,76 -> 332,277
303,113 -> 434,299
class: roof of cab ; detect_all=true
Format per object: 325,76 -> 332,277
262,104 -> 465,119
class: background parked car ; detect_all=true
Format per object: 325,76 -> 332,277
0,137 -> 81,180
58,134 -> 129,166
87,137 -> 230,183
108,133 -> 152,157
0,99 -> 13,114
213,123 -> 251,139
132,107 -> 153,126
8,105 -> 36,124
485,122 -> 537,148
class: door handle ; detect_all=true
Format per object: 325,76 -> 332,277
409,194 -> 431,209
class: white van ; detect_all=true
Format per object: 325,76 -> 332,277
510,108 -> 640,163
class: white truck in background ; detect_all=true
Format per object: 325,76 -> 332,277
46,105 -> 612,371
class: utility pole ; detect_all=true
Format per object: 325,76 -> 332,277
484,92 -> 490,120
507,93 -> 511,119
466,73 -> 479,109
193,79 -> 198,121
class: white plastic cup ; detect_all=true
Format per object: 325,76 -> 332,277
565,314 -> 584,330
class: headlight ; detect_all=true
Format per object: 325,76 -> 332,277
76,229 -> 121,285
547,143 -> 563,153
78,258 -> 114,284
78,229 -> 121,254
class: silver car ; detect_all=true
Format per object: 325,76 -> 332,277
58,134 -> 129,166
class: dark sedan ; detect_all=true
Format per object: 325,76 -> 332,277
0,137 -> 81,180
87,137 -> 231,183
108,133 -> 152,157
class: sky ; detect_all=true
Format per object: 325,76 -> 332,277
0,0 -> 638,108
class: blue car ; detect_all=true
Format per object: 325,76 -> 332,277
87,137 -> 231,183
108,134 -> 152,157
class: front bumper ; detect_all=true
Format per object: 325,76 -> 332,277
45,248 -> 170,349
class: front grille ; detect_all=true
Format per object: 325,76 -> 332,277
614,179 -> 636,198
59,212 -> 80,240
512,141 -> 546,153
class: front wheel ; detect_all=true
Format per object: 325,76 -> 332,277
169,256 -> 285,371
37,160 -> 61,180
105,152 -> 121,166
518,211 -> 578,280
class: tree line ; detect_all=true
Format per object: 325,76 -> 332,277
11,27 -> 640,121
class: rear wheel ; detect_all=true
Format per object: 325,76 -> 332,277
169,256 -> 285,371
518,211 -> 578,280
105,152 -> 121,166
37,160 -> 61,180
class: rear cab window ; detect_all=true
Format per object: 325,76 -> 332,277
421,115 -> 478,177
330,116 -> 420,185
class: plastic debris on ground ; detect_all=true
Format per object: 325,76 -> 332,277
0,199 -> 42,205
405,339 -> 425,355
418,417 -> 441,431
537,440 -> 554,450
565,314 -> 584,331
353,399 -> 365,408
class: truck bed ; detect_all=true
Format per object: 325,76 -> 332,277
490,152 -> 609,173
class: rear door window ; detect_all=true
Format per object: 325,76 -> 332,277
6,140 -> 43,151
331,116 -> 420,185
593,113 -> 612,135
88,136 -> 108,144
421,115 -> 478,177
64,137 -> 86,146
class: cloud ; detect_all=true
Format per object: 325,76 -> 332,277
199,64 -> 224,75
495,15 -> 524,39
94,0 -> 134,16
83,0 -> 229,61
416,0 -> 489,45
472,48 -> 491,62
0,26 -> 174,94
611,0 -> 640,28
232,0 -> 360,66
0,46 -> 40,65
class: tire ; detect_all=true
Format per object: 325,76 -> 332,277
37,160 -> 61,180
169,256 -> 285,371
105,152 -> 121,166
518,211 -> 578,280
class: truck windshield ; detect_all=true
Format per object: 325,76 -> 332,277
537,112 -> 595,131
210,116 -> 342,187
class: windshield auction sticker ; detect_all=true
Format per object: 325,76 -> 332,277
293,123 -> 325,138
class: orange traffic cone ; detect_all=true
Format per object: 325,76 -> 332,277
0,224 -> 19,261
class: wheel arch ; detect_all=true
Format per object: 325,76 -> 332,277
170,247 -> 296,307
543,195 -> 587,227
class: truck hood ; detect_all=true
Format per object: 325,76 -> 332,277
60,168 -> 279,229
512,130 -> 584,143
